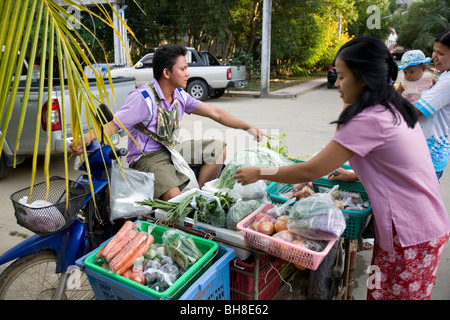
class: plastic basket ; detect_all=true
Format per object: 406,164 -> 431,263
76,243 -> 234,300
266,179 -> 372,240
237,203 -> 336,270
80,221 -> 218,300
230,254 -> 282,300
178,244 -> 235,300
10,176 -> 89,235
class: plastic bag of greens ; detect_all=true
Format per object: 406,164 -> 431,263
216,147 -> 295,189
162,229 -> 203,270
226,199 -> 261,231
191,191 -> 237,228
287,186 -> 346,240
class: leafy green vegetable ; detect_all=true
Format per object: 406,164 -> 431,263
215,148 -> 295,190
193,192 -> 237,228
216,164 -> 243,189
138,191 -> 237,228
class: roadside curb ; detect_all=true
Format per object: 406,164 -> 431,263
224,77 -> 328,99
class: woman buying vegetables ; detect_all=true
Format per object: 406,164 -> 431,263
235,36 -> 450,300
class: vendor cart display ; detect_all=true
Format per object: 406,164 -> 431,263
76,221 -> 225,300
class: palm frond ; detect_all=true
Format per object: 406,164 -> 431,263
0,0 -> 134,200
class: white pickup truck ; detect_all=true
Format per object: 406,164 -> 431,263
110,47 -> 248,101
1,76 -> 136,179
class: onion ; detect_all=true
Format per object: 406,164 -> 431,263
274,215 -> 288,232
272,230 -> 294,242
257,221 -> 275,235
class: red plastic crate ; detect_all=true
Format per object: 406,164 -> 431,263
230,255 -> 282,300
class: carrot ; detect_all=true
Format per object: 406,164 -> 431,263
105,229 -> 138,262
122,268 -> 145,285
109,232 -> 153,275
116,234 -> 154,275
122,268 -> 133,279
96,220 -> 135,259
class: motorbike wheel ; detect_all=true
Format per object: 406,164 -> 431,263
0,250 -> 94,300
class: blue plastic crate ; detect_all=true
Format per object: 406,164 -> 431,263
76,243 -> 235,300
179,244 -> 235,300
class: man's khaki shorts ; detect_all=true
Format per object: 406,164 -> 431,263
130,139 -> 226,199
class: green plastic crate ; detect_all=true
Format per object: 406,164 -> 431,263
266,179 -> 372,240
83,221 -> 218,300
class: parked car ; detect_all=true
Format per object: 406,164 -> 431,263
327,61 -> 337,89
1,60 -> 136,179
110,47 -> 248,101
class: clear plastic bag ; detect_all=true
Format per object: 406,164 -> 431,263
287,186 -> 346,240
216,147 -> 295,189
162,229 -> 203,270
266,197 -> 296,217
110,160 -> 155,221
226,199 -> 261,231
317,186 -> 367,211
232,180 -> 271,203
190,190 -> 237,228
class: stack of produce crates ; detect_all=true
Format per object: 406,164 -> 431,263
229,254 -> 283,300
76,221 -> 235,300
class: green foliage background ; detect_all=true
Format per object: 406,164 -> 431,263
81,0 -> 403,77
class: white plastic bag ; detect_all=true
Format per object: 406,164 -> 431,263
18,196 -> 65,233
232,180 -> 270,203
110,160 -> 155,221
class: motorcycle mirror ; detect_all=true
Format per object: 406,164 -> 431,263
96,103 -> 114,125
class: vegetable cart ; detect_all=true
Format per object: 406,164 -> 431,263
76,220 -> 236,300
146,187 -> 370,299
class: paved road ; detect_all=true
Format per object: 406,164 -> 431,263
1,77 -> 449,300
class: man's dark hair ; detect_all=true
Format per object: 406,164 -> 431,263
153,45 -> 187,80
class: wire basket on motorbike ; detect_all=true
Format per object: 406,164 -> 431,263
10,176 -> 89,235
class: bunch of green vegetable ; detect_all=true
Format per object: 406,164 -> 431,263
138,192 -> 197,222
193,192 -> 237,227
215,164 -> 243,189
138,191 -> 237,228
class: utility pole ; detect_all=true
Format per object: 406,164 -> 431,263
112,2 -> 122,65
260,0 -> 272,97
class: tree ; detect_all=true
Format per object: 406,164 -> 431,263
394,0 -> 450,56
269,0 -> 355,76
346,0 -> 393,39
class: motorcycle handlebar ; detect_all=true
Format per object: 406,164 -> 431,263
109,147 -> 127,160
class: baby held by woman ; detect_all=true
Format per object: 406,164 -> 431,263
397,49 -> 436,102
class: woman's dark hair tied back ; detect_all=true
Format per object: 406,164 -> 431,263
436,28 -> 450,47
387,56 -> 398,86
332,36 -> 418,129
